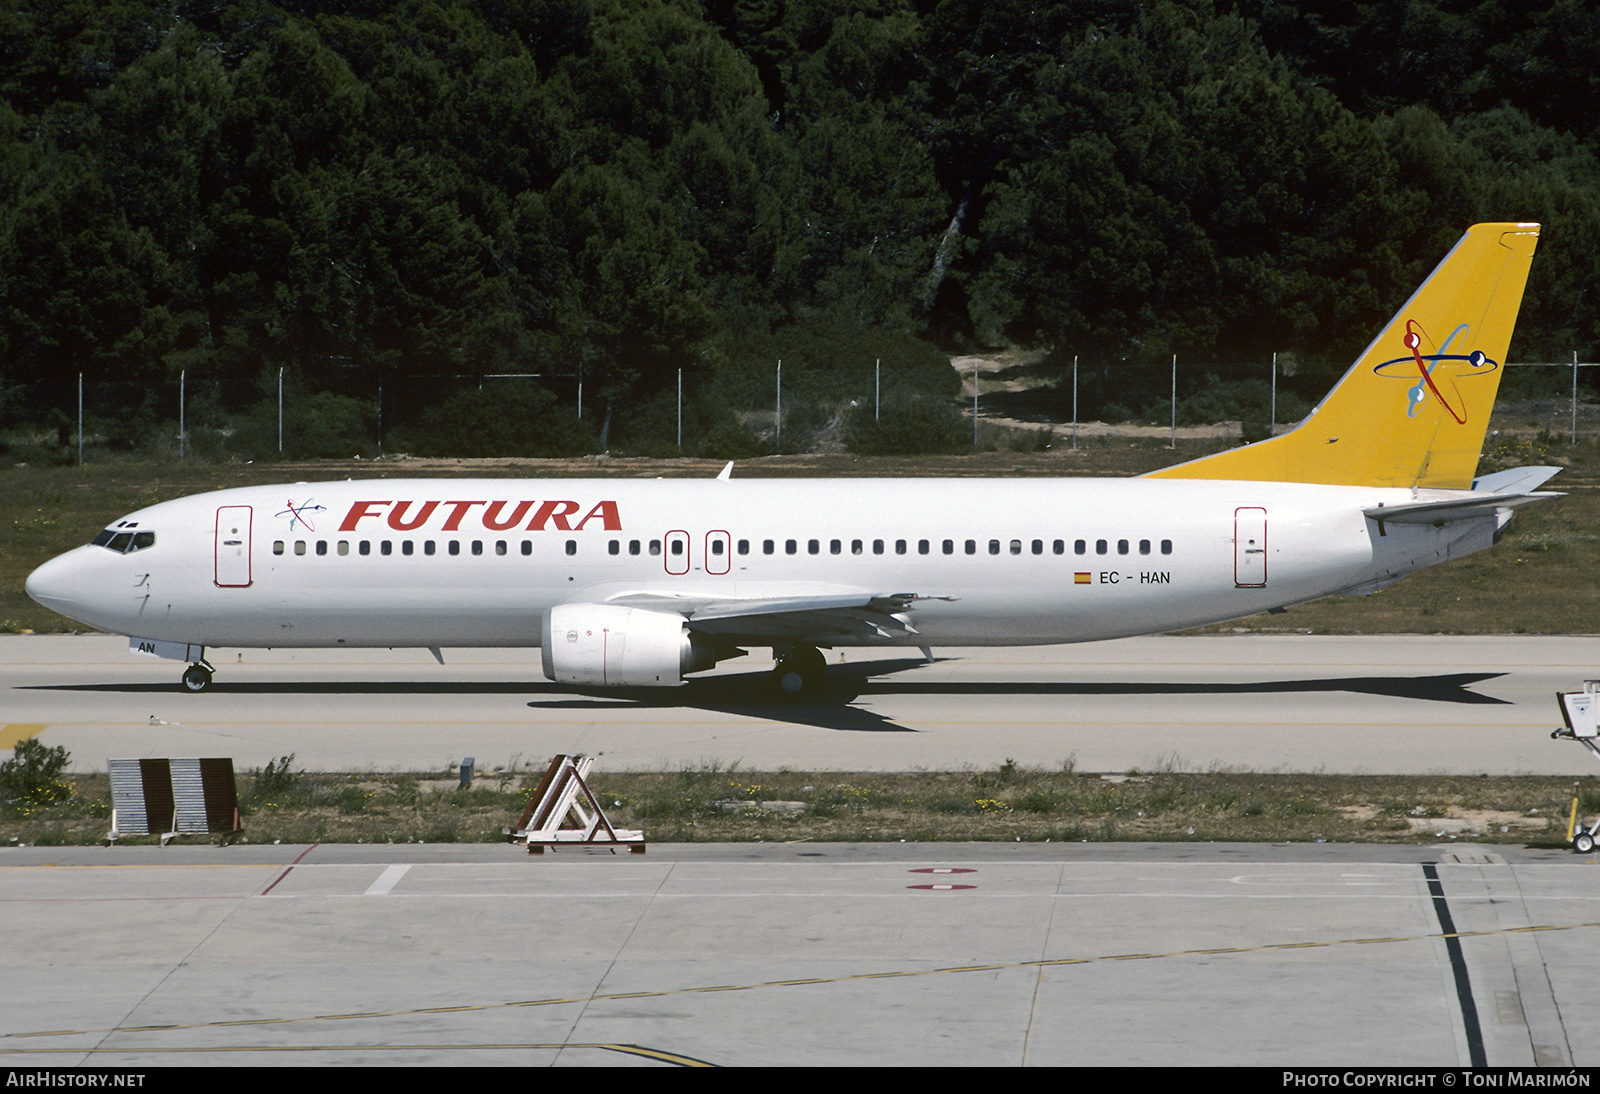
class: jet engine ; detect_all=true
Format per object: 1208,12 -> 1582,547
540,603 -> 719,687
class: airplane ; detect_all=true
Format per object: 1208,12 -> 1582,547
25,222 -> 1558,698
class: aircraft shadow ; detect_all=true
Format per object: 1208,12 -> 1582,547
527,663 -> 1512,733
23,663 -> 1510,735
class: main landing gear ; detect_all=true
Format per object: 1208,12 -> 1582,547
181,660 -> 216,693
771,645 -> 827,699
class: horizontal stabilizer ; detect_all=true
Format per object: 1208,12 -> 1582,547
1363,488 -> 1562,526
1471,465 -> 1563,494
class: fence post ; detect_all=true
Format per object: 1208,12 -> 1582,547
972,362 -> 978,448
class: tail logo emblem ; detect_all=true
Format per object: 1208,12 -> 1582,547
1372,320 -> 1497,425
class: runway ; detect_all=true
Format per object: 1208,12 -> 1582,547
0,841 -> 1595,1067
4,634 -> 1598,775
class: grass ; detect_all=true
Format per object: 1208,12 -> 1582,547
3,760 -> 1593,847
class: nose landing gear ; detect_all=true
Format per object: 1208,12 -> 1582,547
181,661 -> 215,693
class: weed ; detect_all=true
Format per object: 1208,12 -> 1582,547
0,739 -> 71,814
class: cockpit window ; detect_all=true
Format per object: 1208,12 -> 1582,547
93,528 -> 156,553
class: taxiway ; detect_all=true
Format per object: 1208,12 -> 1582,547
3,633 -> 1597,774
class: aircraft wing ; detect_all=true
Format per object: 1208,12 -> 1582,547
599,590 -> 949,643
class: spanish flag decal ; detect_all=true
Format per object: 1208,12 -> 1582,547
1074,573 -> 1091,585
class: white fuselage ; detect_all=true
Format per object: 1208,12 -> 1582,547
26,476 -> 1497,652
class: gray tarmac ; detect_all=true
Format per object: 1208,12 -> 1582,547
4,633 -> 1599,775
0,841 -> 1596,1067
5,634 -> 1600,1067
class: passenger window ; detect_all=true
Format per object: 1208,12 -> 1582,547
763,540 -> 775,555
1031,540 -> 1043,555
943,540 -> 954,555
965,540 -> 976,555
1075,540 -> 1087,555
496,541 -> 507,556
808,539 -> 820,555
359,541 -> 370,556
566,540 -> 577,556
989,540 -> 1000,555
316,541 -> 328,556
670,539 -> 683,556
1095,540 -> 1107,555
608,540 -> 620,556
1010,540 -> 1022,555
829,539 -> 841,555
295,540 -> 307,556
873,539 -> 884,555
918,540 -> 929,555
851,540 -> 863,555
425,541 -> 436,556
713,539 -> 725,556
895,540 -> 907,555
404,541 -> 415,556
630,540 -> 641,555
471,541 -> 483,556
1117,539 -> 1129,555
520,541 -> 531,556
1053,540 -> 1064,555
273,541 -> 285,556
381,541 -> 392,556
1161,539 -> 1173,555
336,540 -> 349,556
785,539 -> 797,555
1139,539 -> 1151,555
650,540 -> 661,556
737,540 -> 749,555
448,541 -> 460,556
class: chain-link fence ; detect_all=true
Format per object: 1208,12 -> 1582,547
6,356 -> 1598,465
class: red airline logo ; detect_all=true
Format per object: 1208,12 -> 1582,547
338,499 -> 622,533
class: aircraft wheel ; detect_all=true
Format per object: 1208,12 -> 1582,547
1575,832 -> 1596,855
181,664 -> 213,693
772,646 -> 827,699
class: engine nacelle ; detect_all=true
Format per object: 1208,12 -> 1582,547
540,603 -> 717,687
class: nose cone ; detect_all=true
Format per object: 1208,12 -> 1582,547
26,547 -> 108,628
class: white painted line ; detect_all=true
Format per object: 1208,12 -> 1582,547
364,864 -> 410,896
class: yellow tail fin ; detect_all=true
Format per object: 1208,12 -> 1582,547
1146,222 -> 1540,489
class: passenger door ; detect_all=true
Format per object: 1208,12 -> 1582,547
215,506 -> 253,587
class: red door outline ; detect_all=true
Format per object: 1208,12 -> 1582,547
705,530 -> 730,575
663,529 -> 690,575
1234,507 -> 1267,588
215,506 -> 253,587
